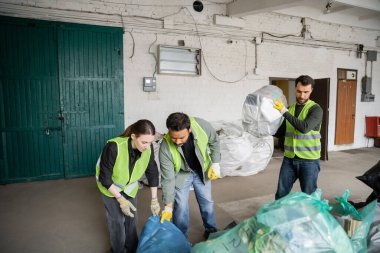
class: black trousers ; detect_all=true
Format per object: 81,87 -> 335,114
101,194 -> 138,253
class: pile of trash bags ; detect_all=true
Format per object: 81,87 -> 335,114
211,121 -> 273,177
191,189 -> 376,253
137,189 -> 377,253
206,85 -> 285,177
209,85 -> 287,177
137,162 -> 380,253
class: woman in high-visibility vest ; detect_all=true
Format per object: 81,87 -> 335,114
96,119 -> 160,253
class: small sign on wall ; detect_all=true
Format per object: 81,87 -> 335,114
346,70 -> 356,80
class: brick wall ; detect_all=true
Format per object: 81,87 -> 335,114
0,0 -> 379,150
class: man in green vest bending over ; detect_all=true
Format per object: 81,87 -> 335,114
273,75 -> 323,200
159,112 -> 221,239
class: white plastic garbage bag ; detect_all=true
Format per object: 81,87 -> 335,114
212,121 -> 273,177
367,203 -> 380,253
242,85 -> 287,137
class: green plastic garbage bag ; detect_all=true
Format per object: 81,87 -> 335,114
256,189 -> 354,253
192,189 -> 375,253
331,189 -> 377,253
191,216 -> 291,253
332,189 -> 361,220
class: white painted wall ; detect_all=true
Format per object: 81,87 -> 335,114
123,31 -> 266,132
0,0 -> 379,151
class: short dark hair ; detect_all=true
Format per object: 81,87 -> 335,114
166,112 -> 190,131
295,75 -> 314,88
121,119 -> 155,137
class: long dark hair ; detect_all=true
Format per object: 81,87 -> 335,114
121,119 -> 155,137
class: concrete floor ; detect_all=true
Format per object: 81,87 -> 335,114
0,147 -> 379,253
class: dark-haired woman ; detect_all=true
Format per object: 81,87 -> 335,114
96,119 -> 160,253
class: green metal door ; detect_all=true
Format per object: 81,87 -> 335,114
0,18 -> 63,183
0,17 -> 124,183
58,24 -> 124,178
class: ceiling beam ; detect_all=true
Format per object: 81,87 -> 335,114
227,0 -> 306,17
323,5 -> 353,14
333,0 -> 380,12
359,12 -> 380,20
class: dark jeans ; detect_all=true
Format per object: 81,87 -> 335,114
275,157 -> 320,200
101,194 -> 138,253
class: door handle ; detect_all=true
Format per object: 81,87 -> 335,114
58,112 -> 64,121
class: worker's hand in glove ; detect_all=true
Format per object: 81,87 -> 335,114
150,198 -> 160,216
116,196 -> 136,217
208,163 -> 221,180
160,206 -> 173,223
273,99 -> 287,114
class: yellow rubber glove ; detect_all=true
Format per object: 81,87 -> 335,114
273,99 -> 287,114
208,163 -> 221,180
160,206 -> 173,223
116,196 -> 136,217
150,198 -> 161,216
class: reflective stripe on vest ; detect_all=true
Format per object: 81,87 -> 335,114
284,100 -> 321,159
95,137 -> 151,198
163,117 -> 211,172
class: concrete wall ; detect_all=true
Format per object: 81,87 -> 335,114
0,0 -> 379,151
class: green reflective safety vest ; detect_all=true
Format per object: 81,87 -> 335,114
95,137 -> 151,198
284,100 -> 321,159
164,117 -> 211,172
